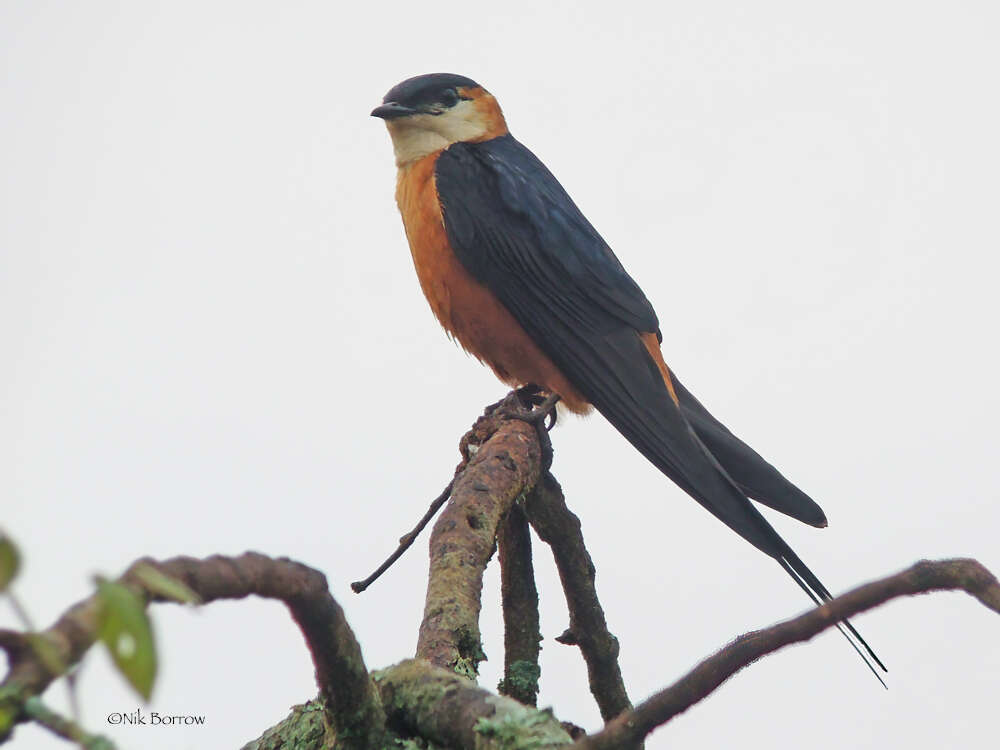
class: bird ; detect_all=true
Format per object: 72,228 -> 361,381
372,72 -> 886,681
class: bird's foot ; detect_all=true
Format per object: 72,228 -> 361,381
508,384 -> 560,431
501,385 -> 560,430
494,385 -> 561,470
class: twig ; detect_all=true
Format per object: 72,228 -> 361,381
2,591 -> 35,632
21,697 -> 114,750
351,479 -> 455,593
525,473 -> 632,724
573,558 -> 1000,750
349,386 -> 553,594
497,503 -> 541,705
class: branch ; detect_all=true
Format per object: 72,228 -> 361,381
525,473 -> 632,723
415,404 -> 543,673
240,701 -> 329,750
0,553 -> 384,749
376,658 -> 571,749
497,503 -> 542,705
573,557 -> 1000,750
21,698 -> 113,750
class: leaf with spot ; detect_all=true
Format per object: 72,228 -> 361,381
96,578 -> 157,700
0,533 -> 20,592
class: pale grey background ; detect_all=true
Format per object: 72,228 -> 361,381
3,1 -> 999,748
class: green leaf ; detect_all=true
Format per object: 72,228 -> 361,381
131,563 -> 200,604
0,534 -> 20,592
95,579 -> 157,701
24,633 -> 67,677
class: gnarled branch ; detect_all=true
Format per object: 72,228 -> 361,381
416,404 -> 543,674
377,658 -> 571,749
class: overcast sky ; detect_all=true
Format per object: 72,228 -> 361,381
3,2 -> 999,748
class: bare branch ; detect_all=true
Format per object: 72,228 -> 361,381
351,478 -> 455,593
0,553 -> 384,750
497,503 -> 541,705
415,405 -> 543,673
574,558 -> 1000,750
525,473 -> 632,723
376,658 -> 572,749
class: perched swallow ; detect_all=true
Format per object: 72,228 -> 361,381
373,73 -> 885,680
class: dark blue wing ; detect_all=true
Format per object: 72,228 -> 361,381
436,135 -> 791,554
434,135 -> 884,677
439,135 -> 659,337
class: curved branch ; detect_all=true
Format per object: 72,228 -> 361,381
0,553 -> 384,750
573,558 -> 1000,750
416,406 -> 543,673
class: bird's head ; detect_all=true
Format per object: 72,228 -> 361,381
372,73 -> 508,166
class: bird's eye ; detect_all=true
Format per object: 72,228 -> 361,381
439,88 -> 460,107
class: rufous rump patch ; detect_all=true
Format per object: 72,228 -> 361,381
640,332 -> 679,405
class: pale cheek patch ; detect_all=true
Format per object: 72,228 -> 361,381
387,122 -> 452,166
386,101 -> 493,166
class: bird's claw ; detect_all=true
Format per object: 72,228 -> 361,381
505,386 -> 560,431
496,385 -> 561,470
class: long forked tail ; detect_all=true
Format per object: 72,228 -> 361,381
570,329 -> 887,684
679,401 -> 889,685
592,334 -> 888,687
776,545 -> 888,686
663,368 -> 888,684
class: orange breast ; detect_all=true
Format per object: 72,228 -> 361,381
395,151 -> 591,414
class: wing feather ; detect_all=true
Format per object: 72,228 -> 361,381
434,134 -> 884,677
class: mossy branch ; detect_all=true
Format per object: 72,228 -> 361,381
415,400 -> 543,674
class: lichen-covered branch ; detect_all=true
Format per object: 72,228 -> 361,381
0,553 -> 384,750
416,405 -> 543,674
573,557 -> 1000,750
377,658 -> 572,749
497,503 -> 542,705
240,700 -> 330,750
525,473 -> 632,723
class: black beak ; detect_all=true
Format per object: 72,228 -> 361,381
371,102 -> 417,120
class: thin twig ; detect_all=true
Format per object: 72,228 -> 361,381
5,590 -> 82,724
3,591 -> 35,632
573,557 -> 1000,750
350,479 -> 454,593
21,697 -> 114,750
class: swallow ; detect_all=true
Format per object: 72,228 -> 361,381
372,73 -> 886,681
